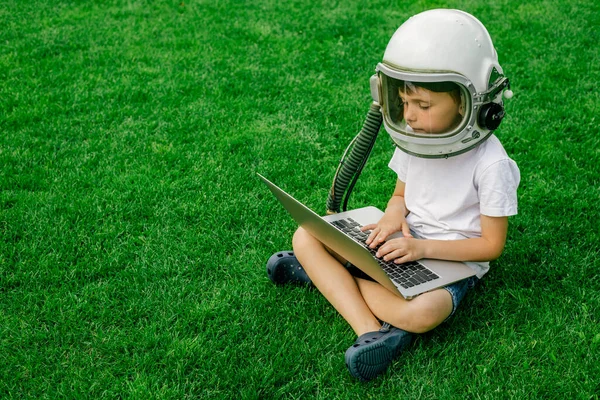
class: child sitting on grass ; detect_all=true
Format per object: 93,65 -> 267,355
266,9 -> 520,381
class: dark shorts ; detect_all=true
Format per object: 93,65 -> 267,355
442,276 -> 479,321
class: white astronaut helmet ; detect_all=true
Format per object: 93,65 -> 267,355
371,9 -> 513,158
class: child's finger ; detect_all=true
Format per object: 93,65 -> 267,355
371,229 -> 392,248
375,240 -> 396,258
360,223 -> 377,232
394,254 -> 412,264
365,227 -> 379,245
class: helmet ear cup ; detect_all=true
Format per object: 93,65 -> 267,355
477,102 -> 505,130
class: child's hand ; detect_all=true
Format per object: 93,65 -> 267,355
375,237 -> 425,264
361,212 -> 412,249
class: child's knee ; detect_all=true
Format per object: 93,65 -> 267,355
407,311 -> 447,333
292,227 -> 317,252
397,292 -> 453,333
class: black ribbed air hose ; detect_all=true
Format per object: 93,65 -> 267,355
326,102 -> 383,214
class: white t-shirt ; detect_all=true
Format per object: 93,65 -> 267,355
388,134 -> 520,278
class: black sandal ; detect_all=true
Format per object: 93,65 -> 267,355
265,251 -> 312,286
345,322 -> 412,381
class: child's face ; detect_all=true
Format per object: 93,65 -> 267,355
399,87 -> 462,134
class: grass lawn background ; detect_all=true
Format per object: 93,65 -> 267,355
1,0 -> 599,398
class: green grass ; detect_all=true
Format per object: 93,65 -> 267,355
1,0 -> 599,398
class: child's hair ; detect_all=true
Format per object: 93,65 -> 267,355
398,80 -> 462,104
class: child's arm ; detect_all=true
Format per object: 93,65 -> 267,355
361,179 -> 412,244
376,215 -> 508,264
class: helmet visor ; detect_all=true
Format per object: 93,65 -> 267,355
379,71 -> 473,140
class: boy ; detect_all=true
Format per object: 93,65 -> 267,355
266,9 -> 520,381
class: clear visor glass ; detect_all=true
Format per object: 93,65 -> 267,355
380,73 -> 472,139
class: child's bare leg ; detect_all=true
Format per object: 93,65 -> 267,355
354,277 -> 453,333
292,227 -> 381,336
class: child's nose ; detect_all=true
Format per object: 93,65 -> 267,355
404,104 -> 416,122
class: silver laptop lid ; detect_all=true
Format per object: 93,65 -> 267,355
258,173 -> 401,295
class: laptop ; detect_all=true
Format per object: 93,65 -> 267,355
258,173 -> 476,299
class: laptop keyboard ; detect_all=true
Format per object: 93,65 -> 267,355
329,218 -> 439,289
